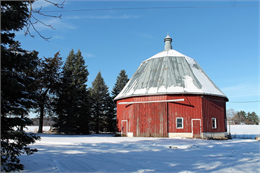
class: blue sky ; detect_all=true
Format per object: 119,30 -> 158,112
15,0 -> 259,117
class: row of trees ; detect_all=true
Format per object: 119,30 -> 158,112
227,109 -> 259,125
1,1 -> 129,172
51,49 -> 129,134
13,48 -> 129,135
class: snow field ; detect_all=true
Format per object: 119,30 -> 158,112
227,125 -> 260,139
25,125 -> 260,139
13,126 -> 51,132
18,134 -> 260,173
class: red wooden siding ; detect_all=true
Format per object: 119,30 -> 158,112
192,119 -> 201,138
133,96 -> 167,137
167,95 -> 202,133
121,120 -> 128,136
116,94 -> 227,137
133,102 -> 167,137
202,96 -> 227,133
116,97 -> 134,133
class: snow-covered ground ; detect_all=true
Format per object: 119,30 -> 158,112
23,126 -> 51,132
18,133 -> 259,173
26,125 -> 260,139
227,125 -> 260,139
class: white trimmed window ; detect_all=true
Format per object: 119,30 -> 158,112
176,117 -> 183,129
212,118 -> 217,129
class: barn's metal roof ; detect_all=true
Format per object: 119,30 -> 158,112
115,34 -> 228,101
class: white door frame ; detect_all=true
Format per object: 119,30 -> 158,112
191,119 -> 201,138
121,120 -> 128,136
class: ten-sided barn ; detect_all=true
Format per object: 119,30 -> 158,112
114,34 -> 228,138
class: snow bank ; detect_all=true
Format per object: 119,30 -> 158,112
23,126 -> 51,132
227,125 -> 260,139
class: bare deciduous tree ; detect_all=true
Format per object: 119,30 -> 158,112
227,108 -> 237,125
25,0 -> 65,41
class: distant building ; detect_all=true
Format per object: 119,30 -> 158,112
115,34 -> 228,138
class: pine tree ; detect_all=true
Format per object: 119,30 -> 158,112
109,70 -> 129,132
111,70 -> 129,99
53,49 -> 90,134
89,72 -> 110,133
246,112 -> 259,125
232,111 -> 247,124
33,52 -> 63,133
105,95 -> 117,133
1,1 -> 40,172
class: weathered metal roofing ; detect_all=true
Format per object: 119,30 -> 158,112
115,35 -> 228,101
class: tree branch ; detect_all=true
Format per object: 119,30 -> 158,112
32,8 -> 62,19
45,0 -> 65,9
24,0 -> 65,41
31,14 -> 55,30
28,20 -> 52,42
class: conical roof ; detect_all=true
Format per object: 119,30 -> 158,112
115,34 -> 228,101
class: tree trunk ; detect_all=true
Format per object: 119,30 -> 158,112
85,117 -> 90,134
20,112 -> 24,131
38,89 -> 49,133
38,105 -> 44,133
95,110 -> 99,134
95,117 -> 99,134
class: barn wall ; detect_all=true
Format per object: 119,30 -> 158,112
133,96 -> 167,137
117,95 -> 202,137
116,94 -> 227,138
167,95 -> 202,134
116,97 -> 134,135
202,96 -> 227,134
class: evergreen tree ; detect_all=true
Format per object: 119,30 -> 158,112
111,70 -> 129,99
89,72 -> 110,133
1,1 -> 40,172
105,95 -> 117,133
34,52 -> 63,133
53,49 -> 90,134
109,70 -> 129,132
232,111 -> 247,124
246,112 -> 259,125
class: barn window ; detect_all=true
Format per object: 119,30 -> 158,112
176,117 -> 183,129
212,118 -> 217,129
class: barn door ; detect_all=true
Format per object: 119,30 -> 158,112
192,119 -> 201,138
121,120 -> 128,137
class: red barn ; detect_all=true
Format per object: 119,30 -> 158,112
115,34 -> 228,138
